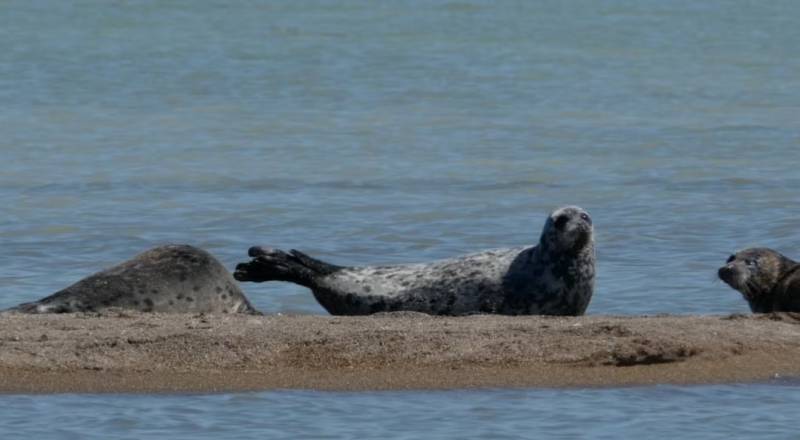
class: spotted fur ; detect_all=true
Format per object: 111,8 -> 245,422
235,206 -> 595,316
6,245 -> 259,314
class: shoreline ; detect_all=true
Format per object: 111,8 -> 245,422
2,312 -> 799,394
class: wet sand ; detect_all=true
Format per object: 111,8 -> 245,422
1,311 -> 800,393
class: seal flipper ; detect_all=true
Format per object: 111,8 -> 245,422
234,247 -> 343,288
288,250 -> 342,276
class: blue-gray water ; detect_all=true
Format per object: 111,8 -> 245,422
1,0 -> 799,438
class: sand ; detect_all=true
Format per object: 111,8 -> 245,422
1,311 -> 800,393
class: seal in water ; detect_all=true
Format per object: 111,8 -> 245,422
718,248 -> 800,313
7,244 -> 259,314
234,206 -> 595,316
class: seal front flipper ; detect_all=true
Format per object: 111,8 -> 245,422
234,246 -> 343,288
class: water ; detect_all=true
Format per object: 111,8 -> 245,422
1,0 -> 799,437
2,382 -> 800,439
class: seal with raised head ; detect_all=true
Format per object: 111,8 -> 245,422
6,244 -> 259,314
718,248 -> 800,313
234,205 -> 595,316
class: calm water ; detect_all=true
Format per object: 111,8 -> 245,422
1,0 -> 799,437
3,382 -> 800,439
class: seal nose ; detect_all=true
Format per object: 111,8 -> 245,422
718,266 -> 734,283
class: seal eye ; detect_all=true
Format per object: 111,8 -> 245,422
745,259 -> 757,268
726,255 -> 735,264
554,215 -> 569,230
579,212 -> 591,225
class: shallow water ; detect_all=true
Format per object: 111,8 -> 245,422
1,0 -> 799,437
3,381 -> 800,439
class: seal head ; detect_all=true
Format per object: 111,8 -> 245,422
718,248 -> 800,313
540,205 -> 593,255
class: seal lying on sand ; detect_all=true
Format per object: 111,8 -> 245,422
718,248 -> 800,313
235,206 -> 595,316
7,244 -> 258,314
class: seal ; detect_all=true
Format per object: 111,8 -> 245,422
234,205 -> 595,316
718,248 -> 800,313
6,244 -> 259,314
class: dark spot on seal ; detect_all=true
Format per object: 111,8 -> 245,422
363,285 -> 372,293
179,274 -> 188,282
192,286 -> 200,292
132,300 -> 140,306
177,293 -> 184,300
143,298 -> 154,312
215,286 -> 222,293
221,294 -> 228,300
168,300 -> 174,306
185,297 -> 194,302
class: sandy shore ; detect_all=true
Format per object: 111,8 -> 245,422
1,311 -> 800,393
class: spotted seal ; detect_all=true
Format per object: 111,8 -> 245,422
6,244 -> 259,314
234,206 -> 595,316
718,248 -> 800,313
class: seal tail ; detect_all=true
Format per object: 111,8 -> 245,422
234,247 -> 343,288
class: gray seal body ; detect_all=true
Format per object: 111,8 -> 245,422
7,244 -> 258,314
718,248 -> 800,313
235,206 -> 595,316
